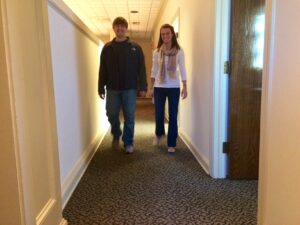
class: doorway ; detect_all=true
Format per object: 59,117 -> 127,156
212,0 -> 265,179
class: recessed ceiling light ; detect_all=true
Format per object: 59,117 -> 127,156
130,10 -> 139,13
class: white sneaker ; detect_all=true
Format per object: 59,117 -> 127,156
125,145 -> 134,154
168,147 -> 176,153
153,136 -> 161,146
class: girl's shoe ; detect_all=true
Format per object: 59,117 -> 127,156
168,147 -> 176,153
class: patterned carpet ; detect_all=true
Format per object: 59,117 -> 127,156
63,98 -> 257,225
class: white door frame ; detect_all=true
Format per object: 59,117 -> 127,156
0,0 -> 66,224
210,0 -> 231,178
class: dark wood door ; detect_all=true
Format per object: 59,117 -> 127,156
228,0 -> 265,179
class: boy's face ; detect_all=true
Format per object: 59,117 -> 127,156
113,24 -> 127,39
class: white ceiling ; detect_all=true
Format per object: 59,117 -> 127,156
62,0 -> 165,40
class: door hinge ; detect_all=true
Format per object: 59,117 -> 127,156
224,61 -> 231,74
223,141 -> 229,154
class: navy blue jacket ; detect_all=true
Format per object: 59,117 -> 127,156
98,38 -> 147,95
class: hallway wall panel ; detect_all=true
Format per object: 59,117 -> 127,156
153,0 -> 216,172
133,39 -> 153,93
48,2 -> 109,207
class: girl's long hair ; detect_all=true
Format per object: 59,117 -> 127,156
157,24 -> 180,50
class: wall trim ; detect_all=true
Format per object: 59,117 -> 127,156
48,0 -> 99,45
2,0 -> 66,224
59,218 -> 68,225
36,199 -> 56,225
152,0 -> 169,35
210,0 -> 230,179
61,129 -> 108,208
179,129 -> 210,175
257,0 -> 277,224
0,0 -> 26,224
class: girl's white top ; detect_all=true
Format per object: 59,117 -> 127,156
151,48 -> 187,88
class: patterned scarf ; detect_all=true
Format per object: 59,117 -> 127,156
158,44 -> 178,83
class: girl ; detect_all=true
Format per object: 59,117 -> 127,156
150,24 -> 187,153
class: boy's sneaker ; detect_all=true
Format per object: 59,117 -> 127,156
112,136 -> 120,150
153,136 -> 161,146
125,145 -> 134,154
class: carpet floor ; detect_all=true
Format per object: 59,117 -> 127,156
63,98 -> 257,225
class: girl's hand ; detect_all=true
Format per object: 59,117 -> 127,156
181,86 -> 187,99
148,88 -> 154,98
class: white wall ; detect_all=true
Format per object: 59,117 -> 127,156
133,38 -> 153,93
48,1 -> 109,207
258,0 -> 300,224
153,0 -> 216,172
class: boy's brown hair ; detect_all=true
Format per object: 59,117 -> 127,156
112,17 -> 128,28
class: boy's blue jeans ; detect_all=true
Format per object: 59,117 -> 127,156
154,87 -> 180,147
106,89 -> 137,146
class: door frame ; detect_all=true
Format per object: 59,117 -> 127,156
0,0 -> 66,224
210,0 -> 231,178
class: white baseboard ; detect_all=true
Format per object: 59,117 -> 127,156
61,129 -> 108,209
179,129 -> 210,175
59,218 -> 68,225
36,199 -> 56,225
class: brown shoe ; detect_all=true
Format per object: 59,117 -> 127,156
153,136 -> 161,146
112,137 -> 120,150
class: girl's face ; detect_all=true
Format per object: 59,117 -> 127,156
160,28 -> 173,45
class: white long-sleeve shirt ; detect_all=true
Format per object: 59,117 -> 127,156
151,48 -> 187,88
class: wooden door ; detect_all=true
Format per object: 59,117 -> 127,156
228,0 -> 265,179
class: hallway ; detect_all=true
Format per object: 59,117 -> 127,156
2,1 -> 300,224
63,99 -> 257,225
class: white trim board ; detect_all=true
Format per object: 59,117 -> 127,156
48,0 -> 99,45
61,129 -> 109,209
179,129 -> 210,175
210,0 -> 231,179
59,218 -> 68,225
